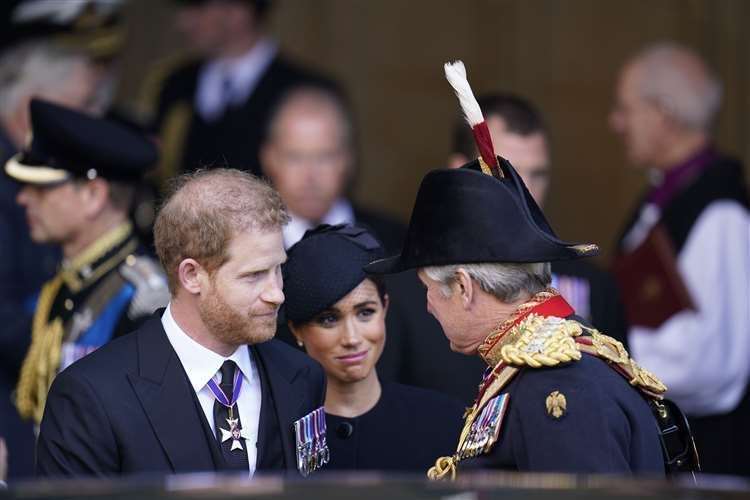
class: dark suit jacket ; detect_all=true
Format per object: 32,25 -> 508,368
36,315 -> 326,477
152,54 -> 337,178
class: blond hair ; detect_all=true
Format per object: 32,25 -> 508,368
154,168 -> 289,293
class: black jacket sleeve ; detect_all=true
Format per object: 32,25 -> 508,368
36,369 -> 120,477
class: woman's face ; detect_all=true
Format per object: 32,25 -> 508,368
292,279 -> 388,385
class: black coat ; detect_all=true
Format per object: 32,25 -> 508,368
325,382 -> 464,472
151,54 -> 336,178
36,315 -> 326,477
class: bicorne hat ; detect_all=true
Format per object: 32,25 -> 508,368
366,61 -> 597,275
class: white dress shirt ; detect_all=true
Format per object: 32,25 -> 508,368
162,304 -> 262,476
196,37 -> 277,122
283,198 -> 355,249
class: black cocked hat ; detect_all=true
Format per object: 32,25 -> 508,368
5,98 -> 158,185
366,60 -> 598,274
365,157 -> 598,274
283,223 -> 384,324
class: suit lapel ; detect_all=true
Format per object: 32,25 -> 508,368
127,316 -> 218,473
254,341 -> 310,472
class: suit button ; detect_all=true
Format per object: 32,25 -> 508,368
336,421 -> 353,439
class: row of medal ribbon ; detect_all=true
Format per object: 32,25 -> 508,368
458,393 -> 509,460
294,406 -> 329,476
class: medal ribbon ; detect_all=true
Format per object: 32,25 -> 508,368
207,367 -> 243,408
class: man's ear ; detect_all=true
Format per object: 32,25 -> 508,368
453,268 -> 474,309
80,178 -> 110,218
177,258 -> 207,295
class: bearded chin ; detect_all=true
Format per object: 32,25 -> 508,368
199,290 -> 277,347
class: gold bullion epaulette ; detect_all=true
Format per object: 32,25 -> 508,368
498,314 -> 583,368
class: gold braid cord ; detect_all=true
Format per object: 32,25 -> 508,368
428,455 -> 458,481
577,327 -> 667,397
15,276 -> 65,423
15,222 -> 135,423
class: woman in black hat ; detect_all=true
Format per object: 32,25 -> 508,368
283,223 -> 463,472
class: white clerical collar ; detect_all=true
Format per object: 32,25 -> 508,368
161,303 -> 253,392
282,198 -> 355,249
196,37 -> 277,121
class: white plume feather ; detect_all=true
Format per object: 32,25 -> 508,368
444,60 -> 484,127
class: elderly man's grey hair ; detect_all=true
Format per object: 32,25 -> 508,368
423,262 -> 551,303
633,42 -> 722,132
0,41 -> 96,119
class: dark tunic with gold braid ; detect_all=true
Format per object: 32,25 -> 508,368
15,222 -> 169,424
428,289 -> 666,479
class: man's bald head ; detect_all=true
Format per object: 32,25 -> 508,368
261,85 -> 354,222
154,168 -> 289,293
609,42 -> 721,168
265,85 -> 353,151
628,42 -> 721,131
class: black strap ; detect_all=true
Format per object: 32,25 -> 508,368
648,398 -> 701,475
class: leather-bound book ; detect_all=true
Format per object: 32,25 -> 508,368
612,224 -> 695,329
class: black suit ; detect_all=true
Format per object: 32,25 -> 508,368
150,54 -> 336,180
37,315 -> 325,477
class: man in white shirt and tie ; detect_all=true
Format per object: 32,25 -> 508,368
36,168 -> 327,477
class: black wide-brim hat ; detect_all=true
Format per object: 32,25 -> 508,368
365,157 -> 598,274
5,98 -> 158,186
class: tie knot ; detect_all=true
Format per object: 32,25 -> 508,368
219,360 -> 237,389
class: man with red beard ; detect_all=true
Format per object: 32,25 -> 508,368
36,168 -> 327,478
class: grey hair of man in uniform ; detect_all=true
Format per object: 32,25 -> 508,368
633,42 -> 722,132
0,41 -> 92,119
423,262 -> 551,303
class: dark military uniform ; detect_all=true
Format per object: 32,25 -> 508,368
5,98 -> 168,424
434,291 -> 665,476
15,222 -> 168,423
